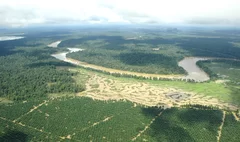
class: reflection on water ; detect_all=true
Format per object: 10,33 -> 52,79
178,57 -> 210,82
48,40 -> 62,48
0,36 -> 24,41
51,52 -> 68,61
51,48 -> 84,61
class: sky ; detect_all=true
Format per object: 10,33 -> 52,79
0,0 -> 240,27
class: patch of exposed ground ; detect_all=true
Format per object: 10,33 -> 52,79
0,97 -> 13,104
81,116 -> 113,132
215,80 -> 230,87
232,112 -> 240,122
217,111 -> 226,142
78,74 -> 238,111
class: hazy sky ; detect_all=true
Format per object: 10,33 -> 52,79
0,0 -> 240,27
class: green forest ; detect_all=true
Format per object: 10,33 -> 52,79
0,38 -> 84,101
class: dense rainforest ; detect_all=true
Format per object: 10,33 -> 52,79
0,39 -> 84,101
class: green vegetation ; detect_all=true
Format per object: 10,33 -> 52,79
138,108 -> 222,142
178,37 -> 240,59
65,37 -> 187,74
196,59 -> 240,106
198,59 -> 240,82
0,99 -> 45,120
221,113 -> 240,142
0,97 -> 160,141
59,30 -> 240,76
0,97 -> 232,142
0,47 -> 84,100
1,27 -> 240,141
0,32 -> 86,101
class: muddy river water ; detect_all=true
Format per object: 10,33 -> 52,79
178,57 -> 210,82
52,48 -> 210,82
49,41 -> 212,82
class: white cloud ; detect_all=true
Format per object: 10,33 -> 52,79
0,0 -> 240,27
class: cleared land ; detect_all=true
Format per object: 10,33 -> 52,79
75,69 -> 238,110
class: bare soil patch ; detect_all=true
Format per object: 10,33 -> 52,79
0,97 -> 13,104
217,111 -> 226,142
78,74 -> 238,110
232,112 -> 240,122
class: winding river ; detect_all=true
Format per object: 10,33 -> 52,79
51,48 -> 84,61
50,41 -> 212,82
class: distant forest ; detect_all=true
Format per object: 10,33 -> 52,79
60,34 -> 240,75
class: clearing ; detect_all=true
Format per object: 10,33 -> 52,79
76,70 -> 238,111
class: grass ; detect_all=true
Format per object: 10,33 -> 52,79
203,61 -> 240,82
199,60 -> 240,105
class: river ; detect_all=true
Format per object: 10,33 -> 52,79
51,48 -> 84,61
178,57 -> 210,82
52,50 -> 210,82
50,41 -> 211,82
0,36 -> 24,41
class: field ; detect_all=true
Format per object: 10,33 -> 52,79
1,96 -> 239,141
197,60 -> 240,106
199,60 -> 240,82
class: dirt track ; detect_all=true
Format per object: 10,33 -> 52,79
217,111 -> 226,142
78,74 -> 238,110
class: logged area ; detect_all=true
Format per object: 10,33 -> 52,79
1,27 -> 240,141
